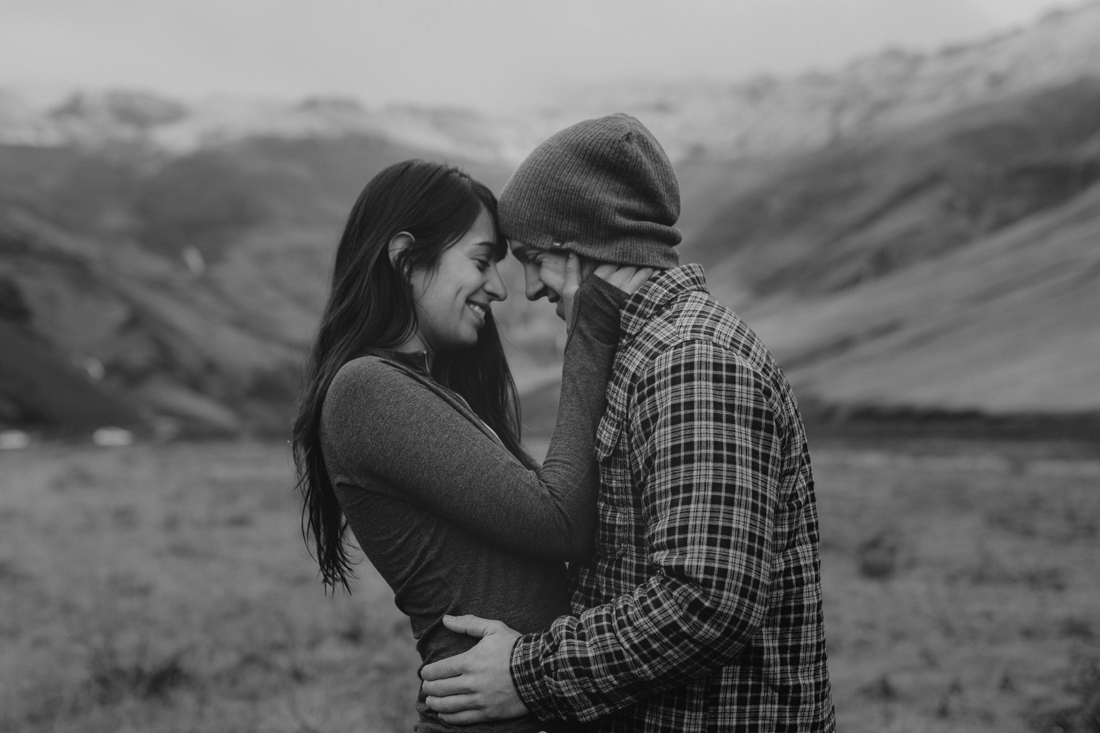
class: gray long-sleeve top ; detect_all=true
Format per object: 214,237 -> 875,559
320,277 -> 625,733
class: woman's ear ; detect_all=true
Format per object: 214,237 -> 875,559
387,232 -> 415,271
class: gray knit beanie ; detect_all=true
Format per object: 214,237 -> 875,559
499,113 -> 681,269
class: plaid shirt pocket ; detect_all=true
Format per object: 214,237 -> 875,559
593,410 -> 627,562
593,404 -> 622,464
591,406 -> 651,600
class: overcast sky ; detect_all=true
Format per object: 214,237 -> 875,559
0,0 -> 1083,112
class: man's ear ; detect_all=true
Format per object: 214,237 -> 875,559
553,242 -> 601,280
388,232 -> 415,272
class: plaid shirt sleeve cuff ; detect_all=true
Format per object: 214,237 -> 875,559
510,631 -> 561,721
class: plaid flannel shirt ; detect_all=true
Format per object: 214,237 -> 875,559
511,265 -> 835,732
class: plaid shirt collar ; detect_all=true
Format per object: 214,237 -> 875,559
620,263 -> 708,342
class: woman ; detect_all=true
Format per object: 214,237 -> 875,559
292,160 -> 646,732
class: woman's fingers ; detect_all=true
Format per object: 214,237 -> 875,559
591,262 -> 620,281
563,252 -> 583,302
592,263 -> 653,295
624,267 -> 654,293
564,252 -> 583,287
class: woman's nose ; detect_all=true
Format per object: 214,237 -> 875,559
485,264 -> 507,301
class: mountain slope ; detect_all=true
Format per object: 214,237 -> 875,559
0,134 -> 511,436
524,78 -> 1100,436
0,313 -> 141,432
747,181 -> 1100,414
539,2 -> 1100,161
4,6 -> 1100,438
694,78 -> 1100,299
677,79 -> 1100,418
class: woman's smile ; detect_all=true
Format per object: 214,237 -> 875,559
467,300 -> 489,323
408,207 -> 506,356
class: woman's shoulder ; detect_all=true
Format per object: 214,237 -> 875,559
322,355 -> 431,439
335,353 -> 396,378
328,355 -> 416,401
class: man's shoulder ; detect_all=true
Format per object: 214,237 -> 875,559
635,286 -> 764,366
618,279 -> 800,414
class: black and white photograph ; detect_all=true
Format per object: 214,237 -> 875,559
1,1 -> 1099,731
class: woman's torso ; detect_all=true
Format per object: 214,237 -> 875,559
322,352 -> 579,733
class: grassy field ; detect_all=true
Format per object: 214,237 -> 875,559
1,439 -> 1097,732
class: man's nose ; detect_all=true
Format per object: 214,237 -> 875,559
523,266 -> 545,301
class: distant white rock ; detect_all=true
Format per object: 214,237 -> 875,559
74,354 -> 106,382
181,246 -> 206,277
92,427 -> 134,447
0,430 -> 32,450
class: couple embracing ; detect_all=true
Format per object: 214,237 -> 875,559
293,114 -> 836,732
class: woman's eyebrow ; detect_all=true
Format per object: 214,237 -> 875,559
471,241 -> 502,260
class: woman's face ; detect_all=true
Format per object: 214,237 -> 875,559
409,208 -> 507,355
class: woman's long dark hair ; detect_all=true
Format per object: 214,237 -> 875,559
292,160 -> 531,591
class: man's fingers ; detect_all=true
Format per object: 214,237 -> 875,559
439,710 -> 492,725
424,693 -> 481,715
420,652 -> 468,682
423,615 -> 517,683
440,613 -> 499,638
421,675 -> 474,697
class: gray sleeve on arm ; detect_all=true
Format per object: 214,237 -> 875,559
322,276 -> 626,561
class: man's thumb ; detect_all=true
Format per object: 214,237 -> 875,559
441,614 -> 496,638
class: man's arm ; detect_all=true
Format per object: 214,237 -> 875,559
423,340 -> 787,723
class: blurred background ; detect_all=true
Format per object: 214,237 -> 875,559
1,1 -> 1098,731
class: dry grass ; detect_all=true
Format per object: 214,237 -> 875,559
1,439 -> 1097,732
815,441 -> 1100,732
0,441 -> 419,733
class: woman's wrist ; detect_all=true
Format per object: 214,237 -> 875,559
568,276 -> 626,347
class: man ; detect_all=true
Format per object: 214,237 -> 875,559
421,113 -> 835,731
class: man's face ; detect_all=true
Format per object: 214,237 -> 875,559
509,240 -> 571,321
